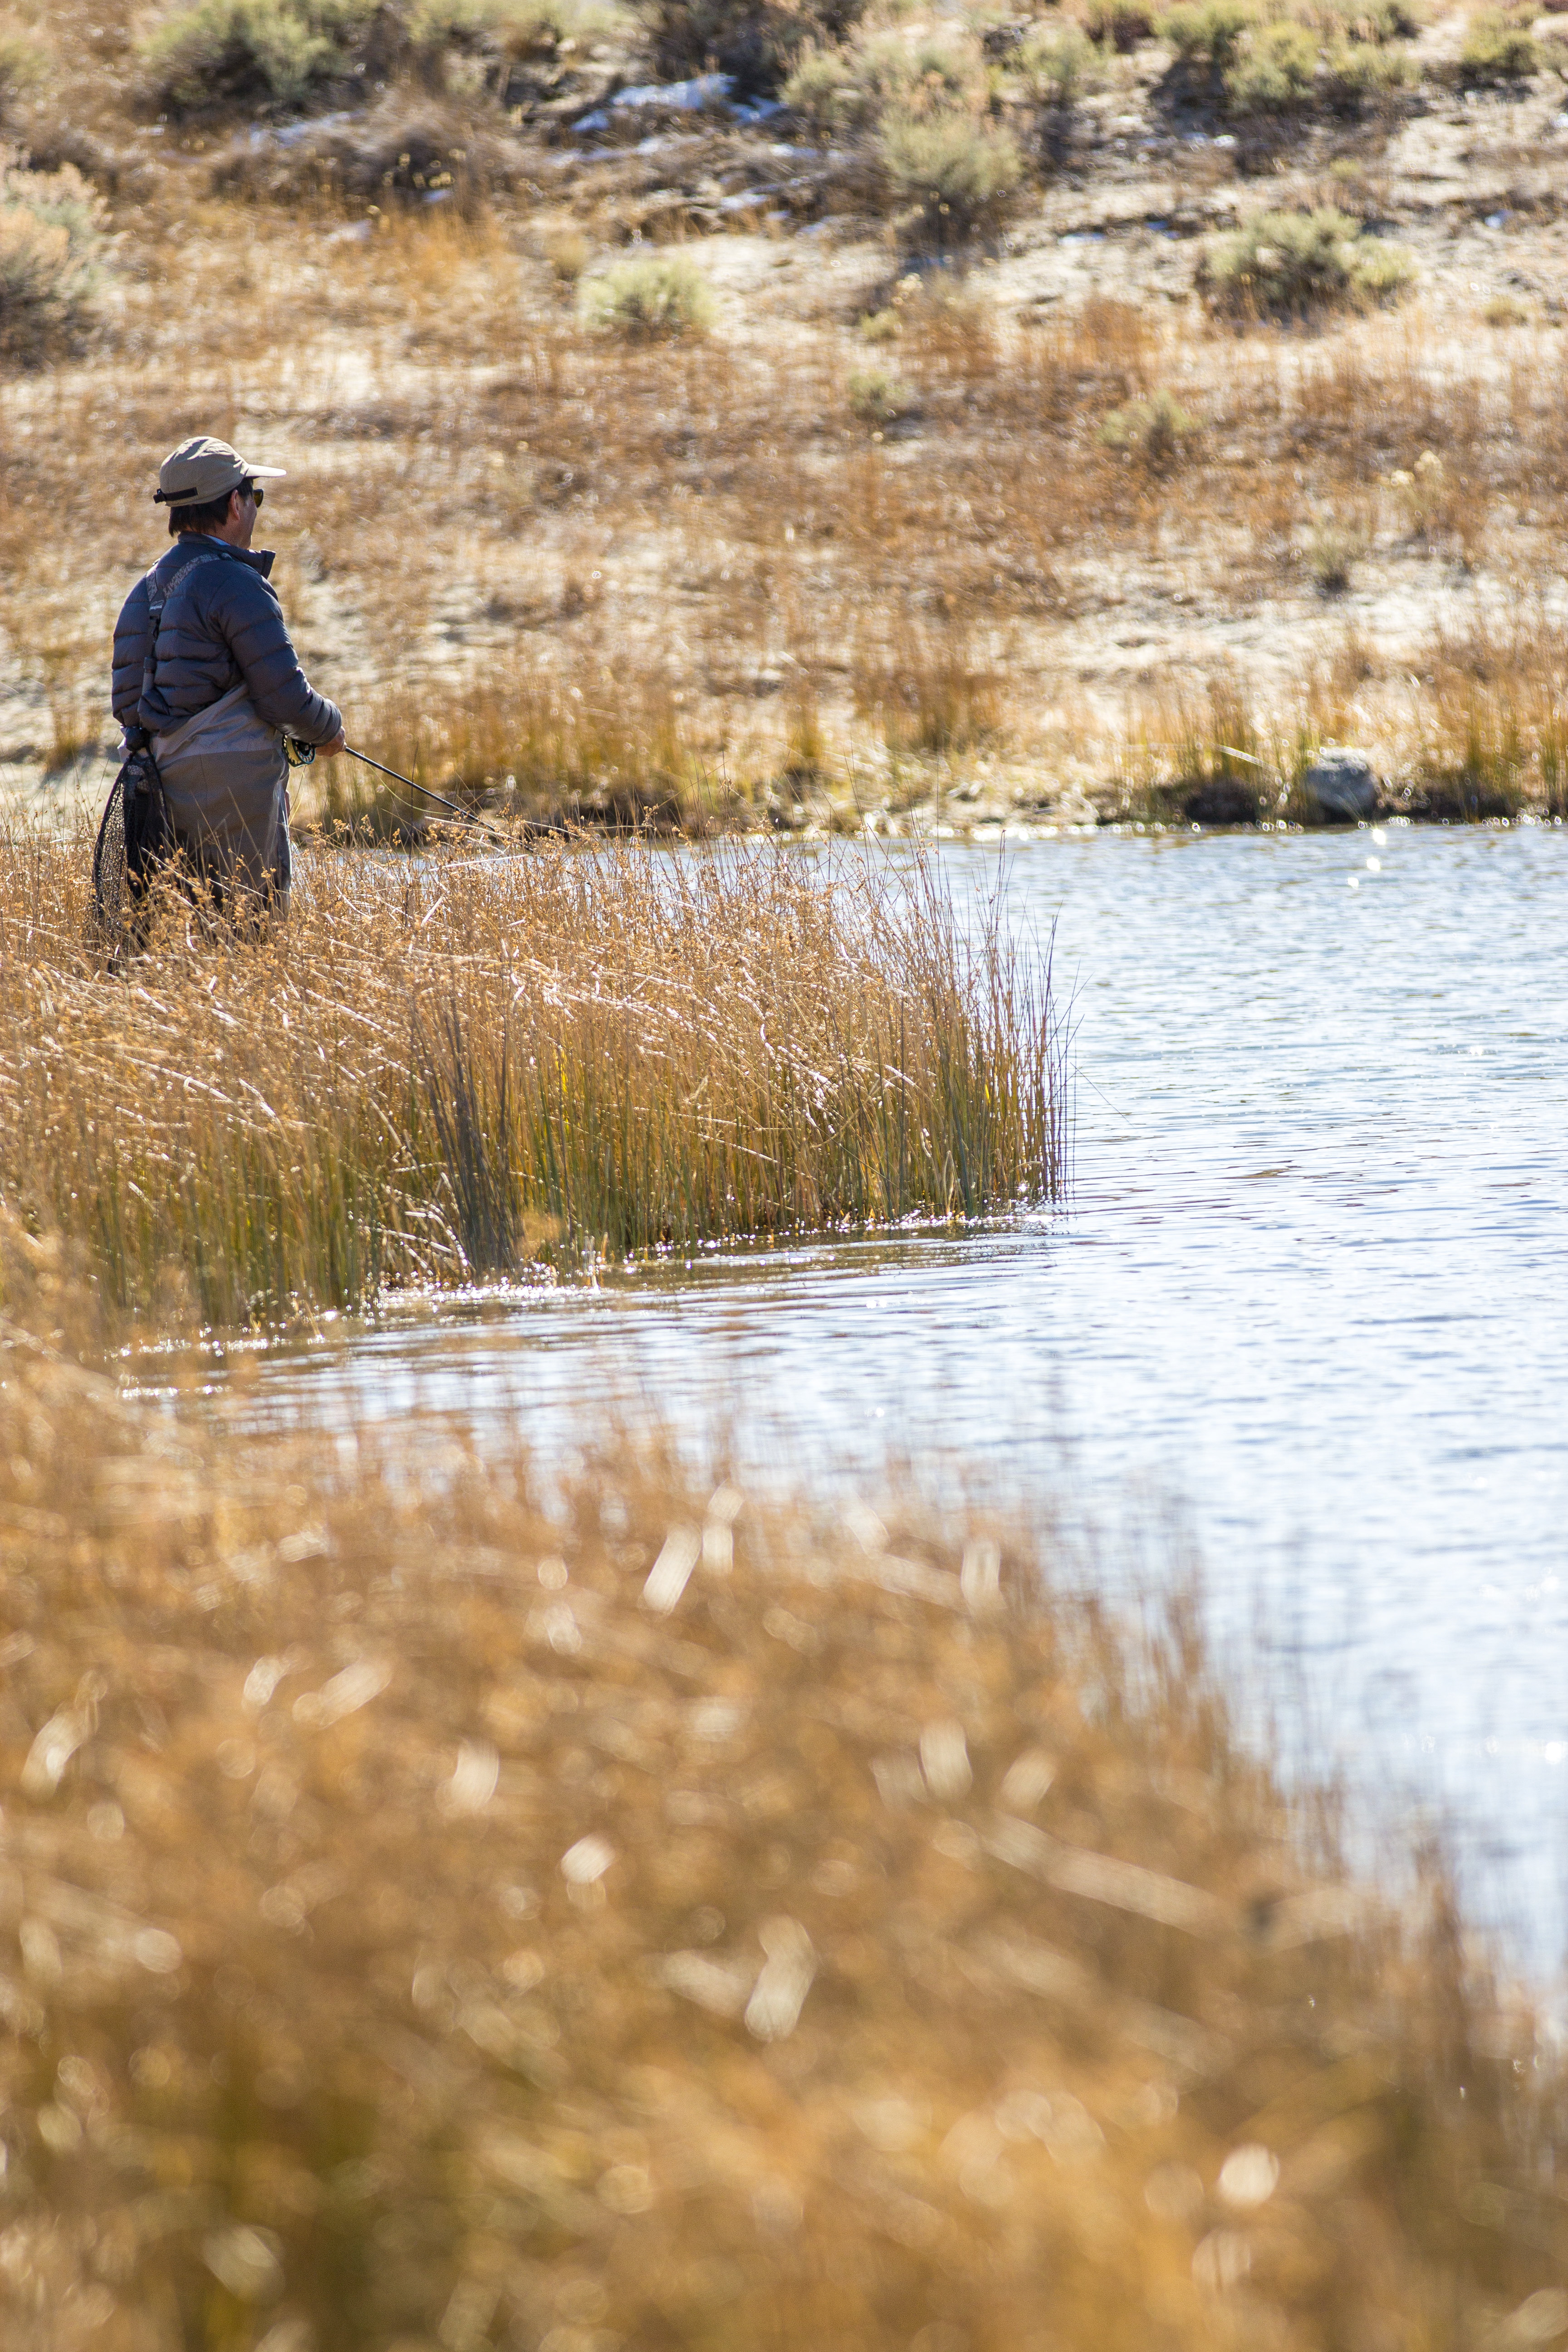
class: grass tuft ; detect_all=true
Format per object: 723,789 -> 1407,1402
848,362 -> 916,425
1099,387 -> 1198,472
853,620 -> 1003,755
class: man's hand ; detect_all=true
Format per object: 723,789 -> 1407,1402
319,729 -> 347,759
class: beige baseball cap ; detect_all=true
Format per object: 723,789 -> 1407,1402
153,436 -> 287,509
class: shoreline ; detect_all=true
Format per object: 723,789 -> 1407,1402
8,759 -> 1567,848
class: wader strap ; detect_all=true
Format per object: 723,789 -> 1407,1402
138,547 -> 230,737
152,677 -> 254,763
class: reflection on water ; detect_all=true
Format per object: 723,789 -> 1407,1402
231,824 -> 1568,1948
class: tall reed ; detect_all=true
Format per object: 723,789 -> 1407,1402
0,828 -> 1063,1327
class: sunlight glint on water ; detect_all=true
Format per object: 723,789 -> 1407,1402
242,826 -> 1568,1948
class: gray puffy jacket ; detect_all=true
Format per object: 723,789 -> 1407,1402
111,537 -> 342,746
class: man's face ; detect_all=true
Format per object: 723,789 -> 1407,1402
229,482 -> 258,548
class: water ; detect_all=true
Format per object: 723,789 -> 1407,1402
237,823 -> 1568,1948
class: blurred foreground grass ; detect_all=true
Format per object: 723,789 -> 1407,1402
2,1217 -> 1568,2352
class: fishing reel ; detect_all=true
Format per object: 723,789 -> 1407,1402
283,735 -> 316,769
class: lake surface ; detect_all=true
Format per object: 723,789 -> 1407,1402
233,824 -> 1568,1951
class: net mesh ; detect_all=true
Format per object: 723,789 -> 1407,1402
91,774 -> 127,941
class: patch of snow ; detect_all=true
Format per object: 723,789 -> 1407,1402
271,111 -> 354,149
613,71 -> 733,110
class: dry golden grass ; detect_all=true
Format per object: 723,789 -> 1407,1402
1,1222 -> 1567,2351
0,825 -> 1061,1327
338,654 -> 737,835
1107,600 -> 1568,824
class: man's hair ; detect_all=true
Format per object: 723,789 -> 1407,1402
169,485 -> 243,537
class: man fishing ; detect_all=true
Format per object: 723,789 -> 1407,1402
110,435 -> 346,917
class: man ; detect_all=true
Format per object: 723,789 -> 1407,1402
111,435 -> 346,916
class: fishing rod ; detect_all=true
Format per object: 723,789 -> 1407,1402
287,735 -> 509,842
344,743 -> 510,839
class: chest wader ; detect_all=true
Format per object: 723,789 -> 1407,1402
152,677 -> 292,920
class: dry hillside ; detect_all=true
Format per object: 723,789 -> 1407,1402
1,0 -> 1567,832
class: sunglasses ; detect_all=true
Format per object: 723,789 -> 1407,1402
238,480 -> 264,507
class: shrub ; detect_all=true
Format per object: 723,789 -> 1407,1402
1349,235 -> 1415,297
1080,0 -> 1156,48
1347,0 -> 1424,34
1157,0 -> 1253,69
142,0 -> 377,113
786,24 -> 989,131
1224,17 -> 1318,110
1320,34 -> 1417,99
1200,204 -> 1414,316
881,106 -> 1021,241
1456,7 -> 1536,81
783,37 -> 856,122
1286,0 -> 1422,38
0,154 -> 105,367
848,363 -> 916,424
578,252 -> 714,338
864,25 -> 989,114
405,0 -> 574,91
644,0 -> 866,92
1016,21 -> 1101,102
0,32 -> 47,112
1201,203 -> 1355,312
1483,290 -> 1530,325
857,303 -> 901,341
1099,387 -> 1199,470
